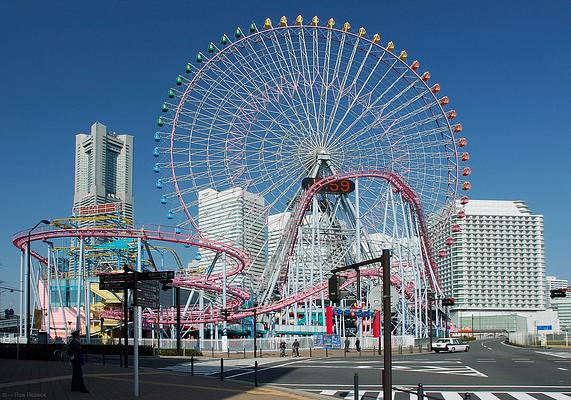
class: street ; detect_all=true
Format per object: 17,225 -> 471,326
156,338 -> 571,399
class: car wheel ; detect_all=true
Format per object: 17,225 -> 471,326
450,347 -> 456,353
464,347 -> 469,352
435,349 -> 440,353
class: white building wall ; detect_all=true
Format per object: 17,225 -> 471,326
433,200 -> 545,314
198,187 -> 267,283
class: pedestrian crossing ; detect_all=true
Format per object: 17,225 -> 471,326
308,390 -> 571,400
536,351 -> 571,359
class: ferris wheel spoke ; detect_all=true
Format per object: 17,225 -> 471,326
324,32 -> 361,137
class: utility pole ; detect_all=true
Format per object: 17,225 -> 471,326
176,286 -> 181,355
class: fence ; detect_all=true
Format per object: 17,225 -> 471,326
509,332 -> 570,347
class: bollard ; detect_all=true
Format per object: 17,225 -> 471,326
260,347 -> 263,358
309,347 -> 312,357
399,345 -> 402,354
220,358 -> 224,381
373,346 -> 375,355
410,345 -> 413,353
353,373 -> 359,400
254,360 -> 258,387
417,383 -> 424,400
326,348 -> 328,357
227,348 -> 230,358
418,344 -> 422,353
243,347 -> 246,359
191,355 -> 194,376
211,347 -> 214,358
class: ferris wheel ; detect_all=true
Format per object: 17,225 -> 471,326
153,16 -> 470,305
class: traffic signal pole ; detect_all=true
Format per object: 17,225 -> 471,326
381,249 -> 392,400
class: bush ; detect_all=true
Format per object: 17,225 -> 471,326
158,348 -> 202,356
461,335 -> 476,341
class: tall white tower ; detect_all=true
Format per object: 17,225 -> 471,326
198,187 -> 266,285
433,200 -> 546,318
73,122 -> 134,224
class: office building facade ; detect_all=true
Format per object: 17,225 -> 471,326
198,187 -> 267,284
73,122 -> 134,225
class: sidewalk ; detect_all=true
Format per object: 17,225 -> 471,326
0,358 -> 327,400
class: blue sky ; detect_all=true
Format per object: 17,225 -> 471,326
0,0 -> 570,309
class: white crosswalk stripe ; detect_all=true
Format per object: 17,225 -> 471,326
536,351 -> 571,359
313,390 -> 571,400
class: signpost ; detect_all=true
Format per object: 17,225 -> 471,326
97,269 -> 174,397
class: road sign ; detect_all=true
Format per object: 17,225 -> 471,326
136,280 -> 160,308
99,273 -> 134,283
536,325 -> 552,331
100,281 -> 134,291
137,271 -> 175,281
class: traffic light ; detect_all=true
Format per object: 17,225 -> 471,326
550,288 -> 567,299
442,297 -> 455,306
328,274 -> 341,302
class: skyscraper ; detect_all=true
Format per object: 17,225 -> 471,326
198,187 -> 266,284
433,200 -> 546,321
73,122 -> 134,225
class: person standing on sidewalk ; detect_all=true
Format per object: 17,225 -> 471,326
68,330 -> 89,393
292,339 -> 300,357
355,337 -> 361,352
344,337 -> 350,353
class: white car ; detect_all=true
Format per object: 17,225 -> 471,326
432,338 -> 469,353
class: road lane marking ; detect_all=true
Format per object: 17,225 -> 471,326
507,393 -> 539,400
557,367 -> 568,371
542,394 -> 571,400
536,352 -> 571,359
442,392 -> 465,400
471,392 -> 501,400
225,359 -> 306,379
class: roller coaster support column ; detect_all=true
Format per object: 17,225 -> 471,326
176,286 -> 181,355
46,243 -> 52,339
253,303 -> 258,358
19,250 -> 24,346
199,290 -> 204,350
137,238 -> 142,340
123,267 -> 129,368
355,178 -> 363,340
382,249 -> 392,400
27,219 -> 50,344
133,270 -> 139,397
222,253 -> 228,352
76,237 -> 84,332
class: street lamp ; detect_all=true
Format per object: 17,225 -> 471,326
26,219 -> 50,344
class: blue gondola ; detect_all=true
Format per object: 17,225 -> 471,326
160,195 -> 167,204
156,179 -> 163,189
153,147 -> 160,157
167,211 -> 173,219
175,225 -> 181,234
154,132 -> 161,142
153,164 -> 160,173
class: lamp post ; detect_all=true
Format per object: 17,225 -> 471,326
427,289 -> 435,351
26,219 -> 50,344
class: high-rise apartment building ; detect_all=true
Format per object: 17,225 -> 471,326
546,276 -> 569,292
73,122 -> 134,225
198,188 -> 266,284
432,200 -> 546,320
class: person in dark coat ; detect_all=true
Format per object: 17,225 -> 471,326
355,337 -> 361,352
68,330 -> 89,393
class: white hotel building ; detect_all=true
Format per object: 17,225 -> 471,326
433,200 -> 546,327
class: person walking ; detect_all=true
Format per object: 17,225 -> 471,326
355,337 -> 361,353
68,330 -> 89,393
292,339 -> 300,357
344,337 -> 350,353
279,340 -> 286,357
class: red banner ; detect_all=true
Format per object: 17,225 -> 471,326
326,306 -> 333,334
373,310 -> 380,337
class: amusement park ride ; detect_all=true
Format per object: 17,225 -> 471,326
12,15 -> 470,346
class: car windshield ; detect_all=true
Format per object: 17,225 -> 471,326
436,339 -> 448,343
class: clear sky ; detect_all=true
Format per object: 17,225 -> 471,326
0,0 -> 570,310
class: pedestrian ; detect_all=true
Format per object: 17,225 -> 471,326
68,330 -> 89,393
345,337 -> 350,352
355,337 -> 361,352
292,339 -> 300,357
279,340 -> 286,357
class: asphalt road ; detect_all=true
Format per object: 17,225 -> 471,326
127,338 -> 571,399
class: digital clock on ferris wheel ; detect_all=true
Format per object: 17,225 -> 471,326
301,177 -> 355,194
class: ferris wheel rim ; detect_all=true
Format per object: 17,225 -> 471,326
163,20 -> 463,228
